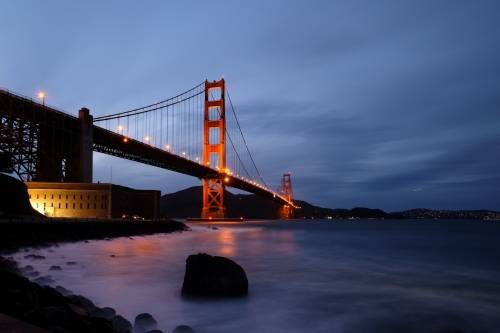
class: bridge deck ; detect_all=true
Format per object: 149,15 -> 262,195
1,89 -> 295,207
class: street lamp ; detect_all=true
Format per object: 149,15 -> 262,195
37,91 -> 46,106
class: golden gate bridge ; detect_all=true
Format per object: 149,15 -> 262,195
0,79 -> 296,219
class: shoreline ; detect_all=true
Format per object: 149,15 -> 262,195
0,219 -> 187,254
0,219 -> 188,333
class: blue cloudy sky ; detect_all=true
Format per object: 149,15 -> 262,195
1,1 -> 499,211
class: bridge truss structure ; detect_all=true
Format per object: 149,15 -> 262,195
0,79 -> 296,218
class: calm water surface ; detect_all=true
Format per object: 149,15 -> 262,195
13,220 -> 500,333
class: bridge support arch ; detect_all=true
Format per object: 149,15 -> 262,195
201,79 -> 226,219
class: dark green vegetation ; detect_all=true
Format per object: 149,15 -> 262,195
161,186 -> 500,220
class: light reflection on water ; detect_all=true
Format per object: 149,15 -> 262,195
12,220 -> 500,333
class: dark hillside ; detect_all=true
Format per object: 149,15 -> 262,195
160,187 -> 391,219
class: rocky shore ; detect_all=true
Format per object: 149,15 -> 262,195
0,220 -> 187,252
0,220 -> 189,333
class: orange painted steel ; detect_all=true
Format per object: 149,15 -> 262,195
201,79 -> 226,218
279,173 -> 294,219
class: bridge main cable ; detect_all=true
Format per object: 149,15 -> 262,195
226,88 -> 269,188
93,82 -> 204,122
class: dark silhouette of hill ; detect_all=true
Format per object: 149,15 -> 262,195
160,186 -> 281,219
160,187 -> 500,220
160,187 -> 392,219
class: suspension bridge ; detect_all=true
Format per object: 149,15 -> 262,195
0,79 -> 296,219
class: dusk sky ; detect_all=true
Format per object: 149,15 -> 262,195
1,1 -> 499,211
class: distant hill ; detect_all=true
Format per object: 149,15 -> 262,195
160,186 -> 500,220
160,187 -> 392,219
391,208 -> 500,220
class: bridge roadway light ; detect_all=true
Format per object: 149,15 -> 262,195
37,91 -> 46,106
224,176 -> 230,183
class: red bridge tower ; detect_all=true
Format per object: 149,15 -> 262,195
201,79 -> 226,219
279,172 -> 294,219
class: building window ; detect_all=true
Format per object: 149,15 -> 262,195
51,194 -> 54,199
73,203 -> 75,209
80,203 -> 82,209
66,203 -> 68,209
51,203 -> 53,207
36,194 -> 39,199
58,203 -> 61,208
44,194 -> 46,199
36,203 -> 38,208
87,203 -> 90,209
94,194 -> 97,200
29,194 -> 31,199
66,194 -> 68,199
73,194 -> 75,199
87,194 -> 90,200
94,203 -> 96,209
43,202 -> 46,208
59,194 -> 61,199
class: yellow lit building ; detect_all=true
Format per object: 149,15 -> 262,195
25,182 -> 160,219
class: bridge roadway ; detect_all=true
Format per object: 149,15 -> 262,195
0,89 -> 294,207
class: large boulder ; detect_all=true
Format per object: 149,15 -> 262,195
181,253 -> 248,298
0,173 -> 42,218
112,315 -> 133,333
134,313 -> 158,333
172,325 -> 195,333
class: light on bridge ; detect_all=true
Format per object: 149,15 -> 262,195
123,137 -> 129,143
144,136 -> 150,142
117,125 -> 124,132
165,144 -> 171,151
37,91 -> 46,105
224,176 -> 230,183
182,152 -> 186,157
